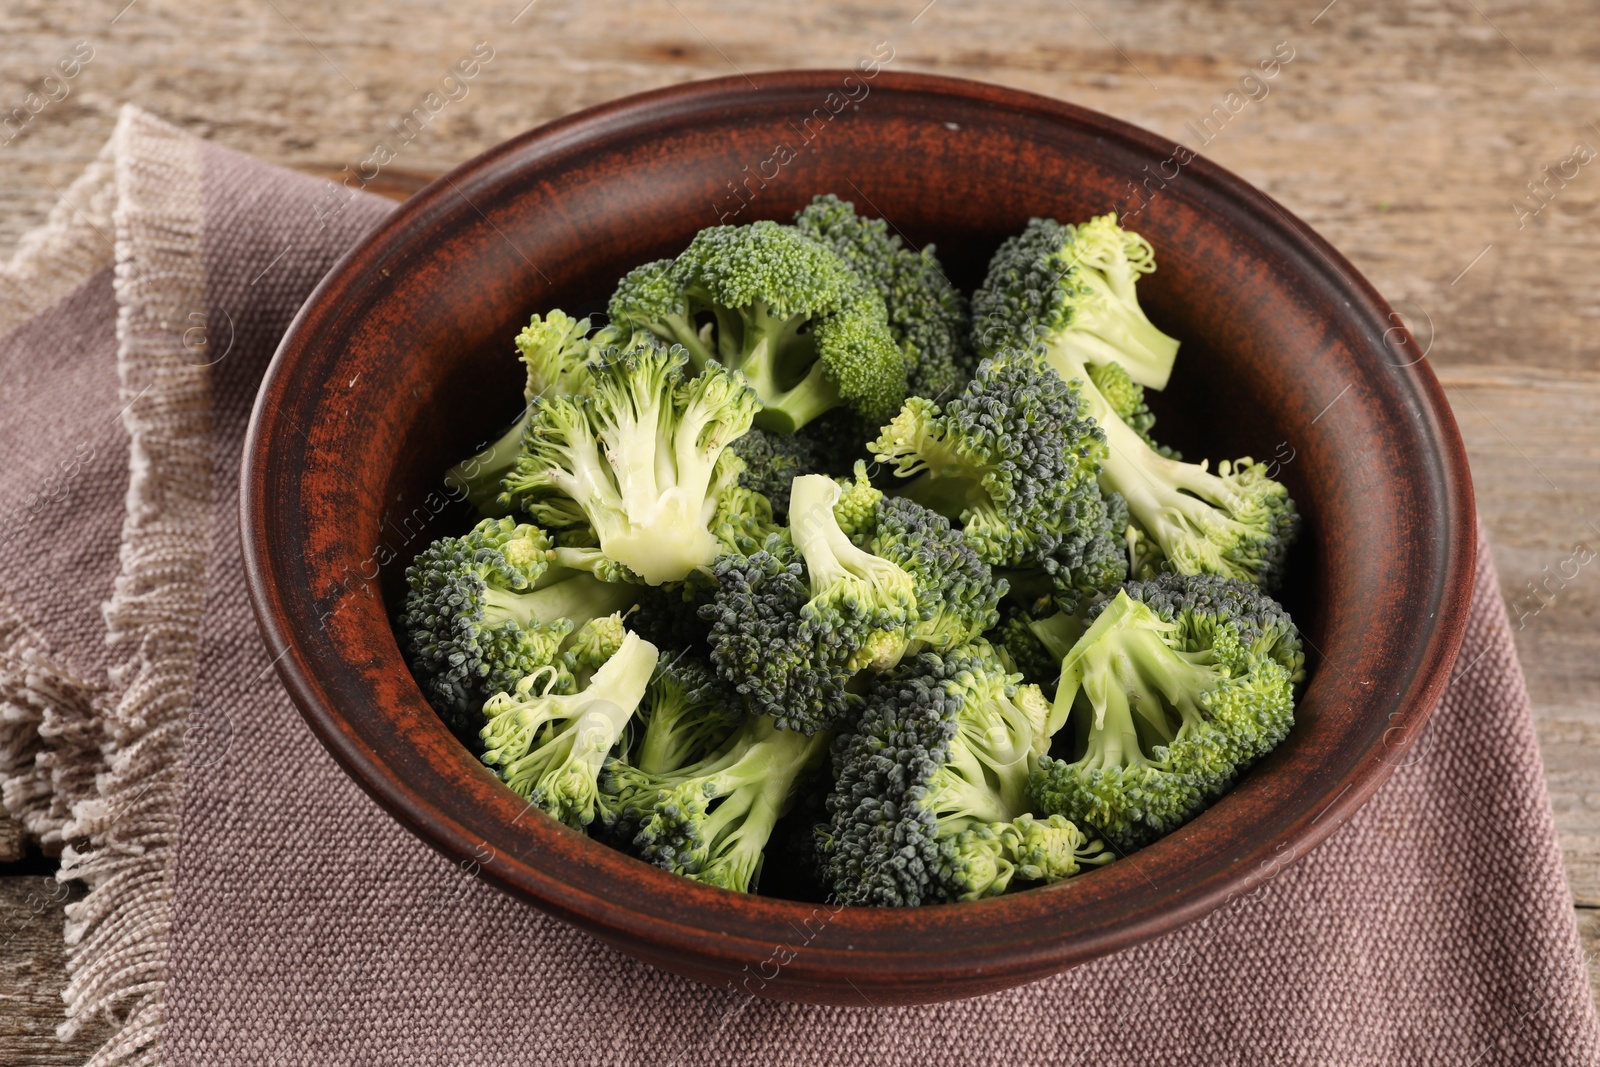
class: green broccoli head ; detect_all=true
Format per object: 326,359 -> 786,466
632,652 -> 743,776
561,611 -> 630,686
399,518 -> 639,731
500,344 -> 762,585
868,496 -> 1007,656
971,214 -> 1179,390
829,460 -> 883,541
871,346 -> 1127,609
823,644 -> 1102,905
700,475 -> 918,735
605,714 -> 830,893
479,630 -> 660,828
443,312 -> 655,517
794,194 -> 974,403
609,220 -> 909,433
975,238 -> 1298,590
1029,573 -> 1302,852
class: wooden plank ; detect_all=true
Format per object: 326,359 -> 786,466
0,0 -> 1594,380
0,817 -> 23,865
1579,907 -> 1600,1015
0,877 -> 110,1067
1439,366 -> 1600,907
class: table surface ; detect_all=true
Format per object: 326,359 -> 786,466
1,0 -> 1597,1059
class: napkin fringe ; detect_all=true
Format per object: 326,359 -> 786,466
55,105 -> 212,1067
0,603 -> 108,855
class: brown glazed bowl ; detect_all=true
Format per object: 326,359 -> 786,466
242,70 -> 1476,1005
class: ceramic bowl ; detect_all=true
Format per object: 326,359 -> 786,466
242,70 -> 1476,1005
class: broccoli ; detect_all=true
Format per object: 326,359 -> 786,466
605,713 -> 831,893
973,214 -> 1178,389
822,645 -> 1107,905
608,220 -> 909,433
701,474 -> 918,734
633,653 -> 741,776
445,312 -> 647,515
828,461 -> 884,541
500,344 -> 762,585
479,630 -> 660,828
974,231 -> 1298,590
1029,573 -> 1303,852
561,611 -> 630,686
726,426 -> 837,519
836,470 -> 1007,655
870,346 -> 1127,610
1086,358 -> 1178,459
990,606 -> 1083,689
793,194 -> 974,402
399,517 -> 639,730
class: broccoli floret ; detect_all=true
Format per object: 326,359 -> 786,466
975,233 -> 1298,590
870,346 -> 1127,609
399,518 -> 639,730
823,645 -> 1106,905
479,631 -> 660,828
794,194 -> 974,403
973,214 -> 1178,389
605,714 -> 831,893
990,606 -> 1083,689
701,475 -> 918,734
561,611 -> 630,687
727,427 -> 829,519
825,464 -> 1006,654
1029,573 -> 1302,852
609,220 -> 909,433
1086,359 -> 1179,459
709,482 -> 780,556
829,460 -> 884,541
633,653 -> 742,775
444,313 -> 649,515
500,344 -> 761,585
869,496 -> 1006,655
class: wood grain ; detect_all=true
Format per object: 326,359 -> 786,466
0,0 -> 1596,1040
0,878 -> 110,1067
1441,366 -> 1600,909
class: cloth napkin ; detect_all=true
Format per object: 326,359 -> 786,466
0,105 -> 1595,1067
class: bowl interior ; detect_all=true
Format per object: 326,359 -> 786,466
246,71 -> 1474,1004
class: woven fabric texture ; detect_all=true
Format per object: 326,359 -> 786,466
0,107 -> 1595,1067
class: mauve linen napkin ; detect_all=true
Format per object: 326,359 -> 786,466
0,105 -> 1596,1067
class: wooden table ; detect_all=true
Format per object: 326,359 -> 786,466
1,0 -> 1596,1058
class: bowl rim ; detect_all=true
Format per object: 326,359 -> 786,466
242,68 -> 1477,997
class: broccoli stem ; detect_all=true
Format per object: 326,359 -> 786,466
929,755 -> 1019,829
754,360 -> 843,434
480,572 -> 636,634
898,468 -> 984,519
1047,344 -> 1263,578
444,412 -> 528,517
952,704 -> 1034,816
490,632 -> 658,825
790,475 -> 911,606
637,692 -> 731,776
655,309 -> 718,371
1057,592 -> 1218,759
1029,612 -> 1084,663
1055,301 -> 1179,392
